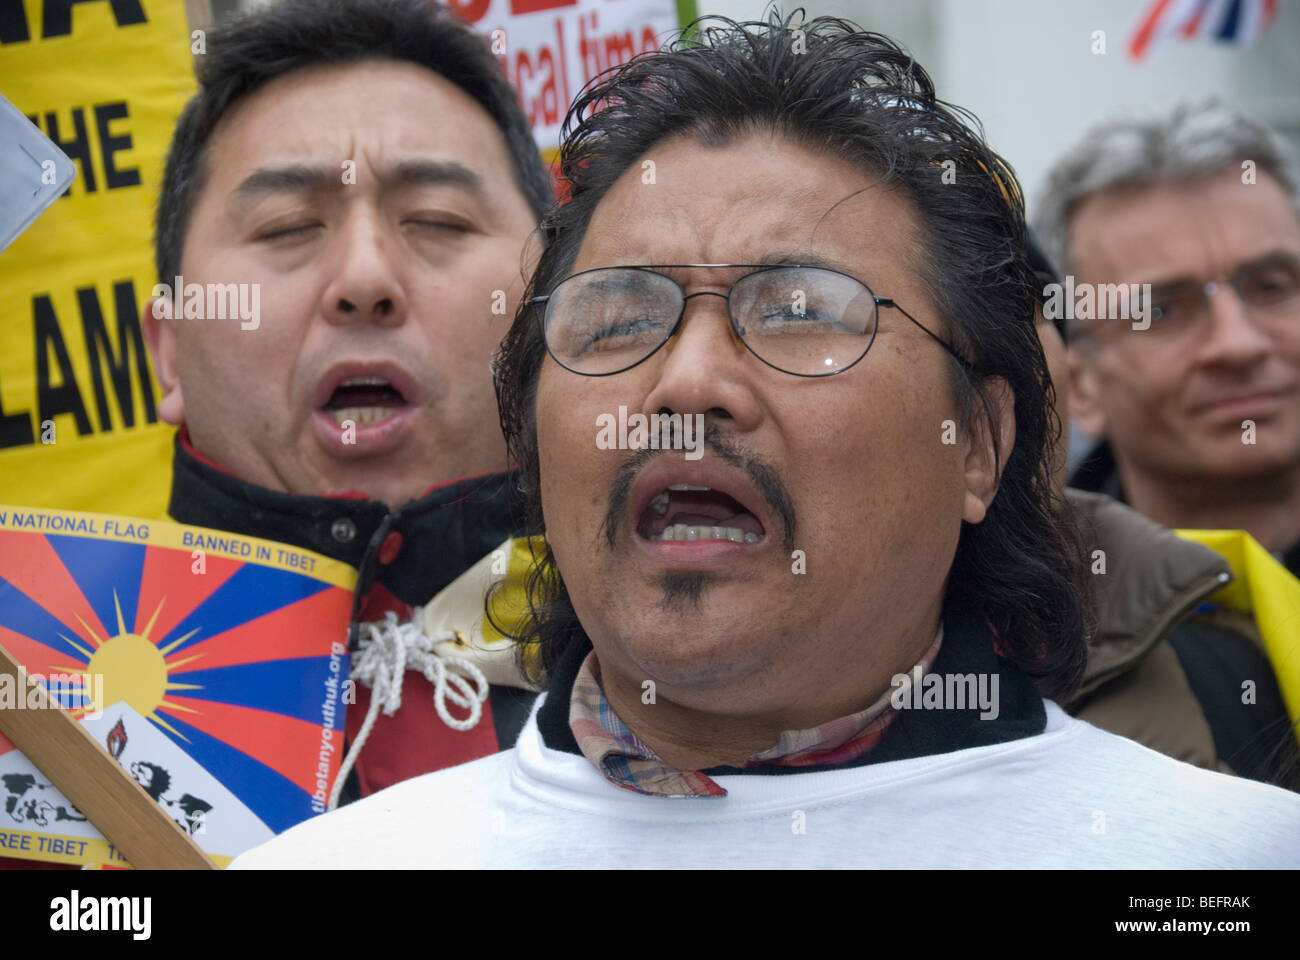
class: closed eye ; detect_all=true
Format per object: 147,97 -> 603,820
403,216 -> 474,234
257,222 -> 321,242
572,316 -> 671,354
590,317 -> 666,341
752,307 -> 844,331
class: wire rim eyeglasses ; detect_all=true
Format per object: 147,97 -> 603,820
530,263 -> 974,378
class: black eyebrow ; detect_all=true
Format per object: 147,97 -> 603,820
231,159 -> 483,207
233,164 -> 338,204
1235,250 -> 1300,275
389,159 -> 483,194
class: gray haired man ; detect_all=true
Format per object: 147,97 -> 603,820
1034,102 -> 1300,578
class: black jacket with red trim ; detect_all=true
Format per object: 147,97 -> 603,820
165,432 -> 539,803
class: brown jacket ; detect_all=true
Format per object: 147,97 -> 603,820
1062,489 -> 1236,773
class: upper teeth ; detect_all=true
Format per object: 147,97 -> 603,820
650,524 -> 760,543
329,407 -> 395,426
340,376 -> 389,387
667,484 -> 711,491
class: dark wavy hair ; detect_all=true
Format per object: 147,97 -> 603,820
492,11 -> 1092,699
154,0 -> 553,284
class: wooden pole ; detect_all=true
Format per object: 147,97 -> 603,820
0,644 -> 216,870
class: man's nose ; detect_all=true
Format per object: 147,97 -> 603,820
321,212 -> 408,328
641,294 -> 761,431
1196,282 -> 1273,369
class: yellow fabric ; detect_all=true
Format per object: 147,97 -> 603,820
477,536 -> 548,680
0,1 -> 195,516
1174,529 -> 1300,730
482,536 -> 547,645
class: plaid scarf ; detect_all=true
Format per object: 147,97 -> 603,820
568,629 -> 943,797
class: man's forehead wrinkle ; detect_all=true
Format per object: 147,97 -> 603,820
1144,245 -> 1300,289
811,177 -> 888,216
1080,213 -> 1237,286
1071,197 -> 1182,282
583,143 -> 911,272
589,199 -> 832,265
220,114 -> 357,209
1075,169 -> 1299,280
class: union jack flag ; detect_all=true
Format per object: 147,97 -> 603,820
1128,0 -> 1278,60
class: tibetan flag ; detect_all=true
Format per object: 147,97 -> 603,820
0,505 -> 356,867
1128,0 -> 1278,60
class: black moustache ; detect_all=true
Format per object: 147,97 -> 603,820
600,427 -> 797,553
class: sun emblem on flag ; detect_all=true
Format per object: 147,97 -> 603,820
51,591 -> 204,737
1,521 -> 358,833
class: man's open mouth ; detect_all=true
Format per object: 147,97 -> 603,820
636,484 -> 766,543
320,376 -> 410,426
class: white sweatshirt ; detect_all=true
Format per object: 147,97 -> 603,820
232,697 -> 1300,869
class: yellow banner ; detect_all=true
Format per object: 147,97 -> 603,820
1175,529 -> 1300,730
0,502 -> 359,588
0,0 -> 197,516
0,826 -> 231,869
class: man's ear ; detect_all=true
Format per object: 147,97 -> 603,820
1067,348 -> 1107,441
143,295 -> 185,425
962,377 -> 1014,525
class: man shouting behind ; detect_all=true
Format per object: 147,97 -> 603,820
236,14 -> 1300,868
144,0 -> 549,801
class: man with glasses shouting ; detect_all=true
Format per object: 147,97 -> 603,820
234,16 -> 1300,869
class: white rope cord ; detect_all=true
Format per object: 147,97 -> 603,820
327,608 -> 489,810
